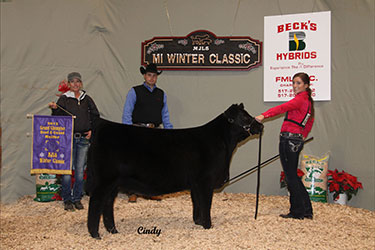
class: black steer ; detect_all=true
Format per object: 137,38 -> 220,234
86,103 -> 263,239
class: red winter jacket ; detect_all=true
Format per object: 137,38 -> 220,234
262,91 -> 314,138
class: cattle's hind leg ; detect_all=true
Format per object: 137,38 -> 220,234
103,187 -> 119,234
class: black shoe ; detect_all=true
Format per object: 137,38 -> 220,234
279,213 -> 304,220
74,201 -> 84,210
304,214 -> 313,219
64,201 -> 75,211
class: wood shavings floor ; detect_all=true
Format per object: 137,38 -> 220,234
1,192 -> 374,249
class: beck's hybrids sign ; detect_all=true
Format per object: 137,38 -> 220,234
264,11 -> 331,101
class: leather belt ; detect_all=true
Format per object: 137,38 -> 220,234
135,123 -> 159,128
280,132 -> 303,139
74,132 -> 87,139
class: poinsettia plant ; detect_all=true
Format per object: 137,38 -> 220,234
280,169 -> 305,188
327,169 -> 363,201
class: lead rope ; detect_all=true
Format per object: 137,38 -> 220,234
254,132 -> 262,219
227,137 -> 314,183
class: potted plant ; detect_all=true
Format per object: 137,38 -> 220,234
327,169 -> 363,204
280,169 -> 305,188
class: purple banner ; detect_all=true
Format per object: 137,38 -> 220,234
31,115 -> 73,175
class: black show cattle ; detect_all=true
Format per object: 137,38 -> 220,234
86,103 -> 263,239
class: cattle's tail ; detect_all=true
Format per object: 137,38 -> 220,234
84,118 -> 109,196
84,144 -> 99,196
84,120 -> 105,195
84,146 -> 95,196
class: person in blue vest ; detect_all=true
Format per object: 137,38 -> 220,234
122,63 -> 173,202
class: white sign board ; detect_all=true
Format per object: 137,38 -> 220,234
264,11 -> 331,102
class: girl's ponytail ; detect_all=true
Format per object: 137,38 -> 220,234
293,72 -> 315,117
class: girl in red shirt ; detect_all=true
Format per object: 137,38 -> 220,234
255,72 -> 314,220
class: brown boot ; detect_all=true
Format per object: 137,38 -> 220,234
128,194 -> 137,203
149,196 -> 162,201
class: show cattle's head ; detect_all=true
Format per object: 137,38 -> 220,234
224,103 -> 264,141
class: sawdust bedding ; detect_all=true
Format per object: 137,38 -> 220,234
1,192 -> 374,250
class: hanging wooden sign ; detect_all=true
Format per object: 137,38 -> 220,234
141,30 -> 262,71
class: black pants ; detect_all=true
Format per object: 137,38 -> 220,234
279,135 -> 312,216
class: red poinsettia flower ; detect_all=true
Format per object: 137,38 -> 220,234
327,169 -> 338,178
52,193 -> 62,201
280,169 -> 305,189
280,171 -> 286,183
297,169 -> 305,177
71,169 -> 87,186
327,168 -> 363,201
328,181 -> 340,192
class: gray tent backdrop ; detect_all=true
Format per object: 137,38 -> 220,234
1,0 -> 374,210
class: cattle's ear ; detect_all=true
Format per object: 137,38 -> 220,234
239,103 -> 244,109
230,104 -> 237,110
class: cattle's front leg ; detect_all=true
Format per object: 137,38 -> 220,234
87,191 -> 105,239
197,186 -> 214,229
103,188 -> 119,234
190,189 -> 202,225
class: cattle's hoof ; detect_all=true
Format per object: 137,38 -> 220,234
202,223 -> 212,229
90,232 -> 101,239
108,227 -> 119,234
194,218 -> 203,226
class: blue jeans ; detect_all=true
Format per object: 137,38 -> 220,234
61,137 -> 90,202
279,135 -> 312,216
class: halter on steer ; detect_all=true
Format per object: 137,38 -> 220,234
224,112 -> 257,136
243,119 -> 257,136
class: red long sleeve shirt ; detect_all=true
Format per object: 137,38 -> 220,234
262,91 -> 314,138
